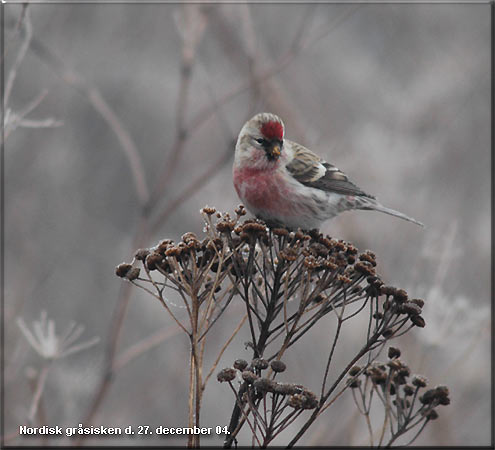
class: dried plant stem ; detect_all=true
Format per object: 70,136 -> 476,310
187,349 -> 195,447
4,6 -> 32,110
147,11 -> 196,212
203,313 -> 247,388
287,336 -> 379,448
321,315 -> 344,397
27,363 -> 51,425
77,218 -> 150,445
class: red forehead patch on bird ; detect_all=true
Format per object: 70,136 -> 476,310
260,121 -> 283,140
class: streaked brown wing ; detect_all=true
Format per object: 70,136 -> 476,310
286,142 -> 374,199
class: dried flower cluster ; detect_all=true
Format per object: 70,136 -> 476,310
217,357 -> 317,446
116,205 -> 449,447
347,346 -> 450,446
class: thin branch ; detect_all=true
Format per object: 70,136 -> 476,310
147,5 -> 207,211
188,5 -> 362,134
150,146 -> 232,234
27,363 -> 51,425
203,313 -> 247,388
112,324 -> 181,372
28,37 -> 149,206
4,6 -> 32,109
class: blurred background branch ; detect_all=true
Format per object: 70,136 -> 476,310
3,2 -> 490,447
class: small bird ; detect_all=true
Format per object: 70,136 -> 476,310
233,112 -> 424,230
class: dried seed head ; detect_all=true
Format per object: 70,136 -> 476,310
115,263 -> 132,278
201,206 -> 216,215
253,378 -> 276,393
145,252 -> 163,270
354,261 -> 375,276
335,252 -> 348,267
393,289 -> 409,303
410,315 -> 426,327
380,285 -> 397,296
217,368 -> 237,383
402,302 -> 422,316
273,383 -> 299,395
301,390 -> 318,409
308,229 -> 321,240
304,255 -> 322,270
272,227 -> 289,237
346,244 -> 358,255
165,246 -> 182,258
287,394 -> 304,409
241,370 -> 258,384
126,267 -> 140,281
324,260 -> 338,271
181,232 -> 200,248
426,409 -> 439,420
279,248 -> 298,262
412,375 -> 428,388
410,298 -> 425,308
134,248 -> 150,261
438,396 -> 451,406
348,378 -> 361,388
239,231 -> 251,242
235,204 -> 247,216
359,251 -> 376,266
388,347 -> 401,359
252,358 -> 269,370
366,366 -> 387,384
404,384 -> 415,396
157,239 -> 174,255
319,237 -> 334,249
435,385 -> 450,403
366,275 -> 379,285
242,221 -> 267,234
233,359 -> 248,371
382,328 -> 394,338
309,242 -> 329,257
420,389 -> 436,404
270,360 -> 287,373
349,366 -> 361,376
393,374 -> 407,386
293,230 -> 305,241
387,359 -> 402,371
216,220 -> 235,233
340,275 -> 354,284
273,383 -> 290,395
182,232 -> 197,241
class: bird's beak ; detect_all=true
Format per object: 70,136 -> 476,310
271,144 -> 281,158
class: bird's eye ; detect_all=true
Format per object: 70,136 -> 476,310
255,138 -> 265,145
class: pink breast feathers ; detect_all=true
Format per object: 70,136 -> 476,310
233,167 -> 290,214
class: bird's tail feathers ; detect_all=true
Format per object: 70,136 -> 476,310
358,198 -> 424,227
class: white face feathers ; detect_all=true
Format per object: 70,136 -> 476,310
234,113 -> 286,170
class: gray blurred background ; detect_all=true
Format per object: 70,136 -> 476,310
4,3 -> 491,447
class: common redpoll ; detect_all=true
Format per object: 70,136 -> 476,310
233,112 -> 423,230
